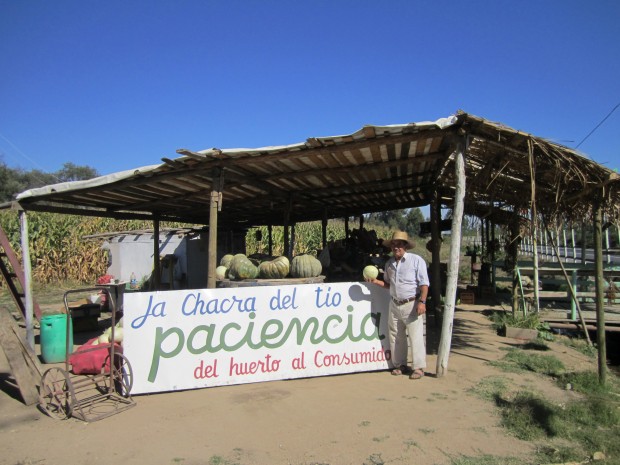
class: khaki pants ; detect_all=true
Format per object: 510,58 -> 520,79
388,300 -> 426,370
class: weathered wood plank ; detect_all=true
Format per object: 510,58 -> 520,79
0,309 -> 41,405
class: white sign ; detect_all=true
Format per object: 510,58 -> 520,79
123,282 -> 392,394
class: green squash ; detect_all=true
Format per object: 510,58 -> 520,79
220,254 -> 235,269
290,254 -> 322,278
258,256 -> 290,279
228,254 -> 259,280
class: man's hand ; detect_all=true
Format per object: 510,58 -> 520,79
417,302 -> 426,315
365,278 -> 384,288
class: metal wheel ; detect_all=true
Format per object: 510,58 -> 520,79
105,352 -> 133,396
39,367 -> 75,419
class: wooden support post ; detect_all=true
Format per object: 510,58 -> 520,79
284,227 -> 289,258
484,217 -> 490,260
481,219 -> 485,259
18,210 -> 34,349
436,142 -> 465,378
511,218 -> 521,316
291,222 -> 296,257
490,218 -> 496,289
283,196 -> 291,259
322,210 -> 328,249
268,224 -> 273,256
593,198 -> 607,385
528,141 -> 540,312
430,190 -> 442,326
152,215 -> 160,290
207,168 -> 223,289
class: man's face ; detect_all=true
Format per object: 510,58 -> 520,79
391,240 -> 407,260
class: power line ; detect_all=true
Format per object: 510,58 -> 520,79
575,102 -> 620,149
0,132 -> 61,184
0,134 -> 60,182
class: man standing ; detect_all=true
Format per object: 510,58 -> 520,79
367,231 -> 429,379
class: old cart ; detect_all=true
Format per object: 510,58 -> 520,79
38,287 -> 135,422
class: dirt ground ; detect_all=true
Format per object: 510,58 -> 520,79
0,305 -> 595,465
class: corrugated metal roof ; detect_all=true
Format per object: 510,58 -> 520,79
11,111 -> 620,228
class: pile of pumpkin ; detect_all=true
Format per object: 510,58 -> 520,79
216,253 -> 323,281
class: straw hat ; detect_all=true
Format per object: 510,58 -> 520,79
386,231 -> 413,249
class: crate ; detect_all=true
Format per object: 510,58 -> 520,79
459,291 -> 475,305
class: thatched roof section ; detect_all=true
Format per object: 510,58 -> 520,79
461,113 -> 619,224
9,111 -> 619,228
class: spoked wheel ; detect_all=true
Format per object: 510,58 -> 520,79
39,367 -> 75,420
105,352 -> 133,396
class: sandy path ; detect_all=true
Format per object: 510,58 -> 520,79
1,309 -> 591,465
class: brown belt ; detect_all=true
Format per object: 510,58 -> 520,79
391,296 -> 416,306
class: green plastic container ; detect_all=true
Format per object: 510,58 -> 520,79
40,314 -> 73,363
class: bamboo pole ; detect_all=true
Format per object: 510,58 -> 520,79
545,225 -> 592,345
593,198 -> 607,385
436,143 -> 465,377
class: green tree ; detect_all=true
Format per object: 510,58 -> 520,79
403,208 -> 424,236
0,160 -> 98,202
19,168 -> 59,189
56,162 -> 98,182
0,162 -> 26,202
367,208 -> 425,237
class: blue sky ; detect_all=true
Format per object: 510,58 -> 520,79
1,1 -> 619,178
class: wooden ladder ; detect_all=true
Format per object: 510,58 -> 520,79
0,224 -> 41,321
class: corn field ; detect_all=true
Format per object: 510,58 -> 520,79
0,211 -> 181,284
